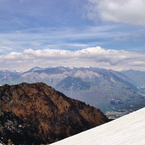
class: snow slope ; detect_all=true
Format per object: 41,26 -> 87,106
51,107 -> 145,145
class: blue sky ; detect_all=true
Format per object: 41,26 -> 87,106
0,0 -> 145,71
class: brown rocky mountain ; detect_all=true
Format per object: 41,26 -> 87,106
0,82 -> 109,145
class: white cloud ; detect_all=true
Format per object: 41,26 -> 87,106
86,0 -> 145,26
0,46 -> 145,71
0,25 -> 121,55
0,46 -> 13,52
0,25 -> 143,56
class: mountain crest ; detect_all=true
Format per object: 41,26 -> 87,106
0,82 -> 109,144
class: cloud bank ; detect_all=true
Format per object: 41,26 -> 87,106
86,0 -> 145,26
0,46 -> 145,71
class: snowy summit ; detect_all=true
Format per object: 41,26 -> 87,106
51,107 -> 145,145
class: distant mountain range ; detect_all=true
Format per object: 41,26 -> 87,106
0,66 -> 145,118
0,82 -> 108,144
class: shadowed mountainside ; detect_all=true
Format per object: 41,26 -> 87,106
0,82 -> 109,144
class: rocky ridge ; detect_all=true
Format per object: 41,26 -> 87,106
0,82 -> 109,144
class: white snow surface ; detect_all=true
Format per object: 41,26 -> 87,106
51,107 -> 145,145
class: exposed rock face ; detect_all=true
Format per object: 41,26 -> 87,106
0,82 -> 109,144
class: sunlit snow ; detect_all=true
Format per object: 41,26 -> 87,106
51,107 -> 145,145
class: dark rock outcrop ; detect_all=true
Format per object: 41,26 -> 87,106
0,82 -> 109,144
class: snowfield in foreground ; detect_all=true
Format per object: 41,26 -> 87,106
51,107 -> 145,145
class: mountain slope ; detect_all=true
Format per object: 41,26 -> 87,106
122,69 -> 145,94
0,67 -> 145,117
122,69 -> 145,87
51,107 -> 145,145
0,82 -> 109,144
